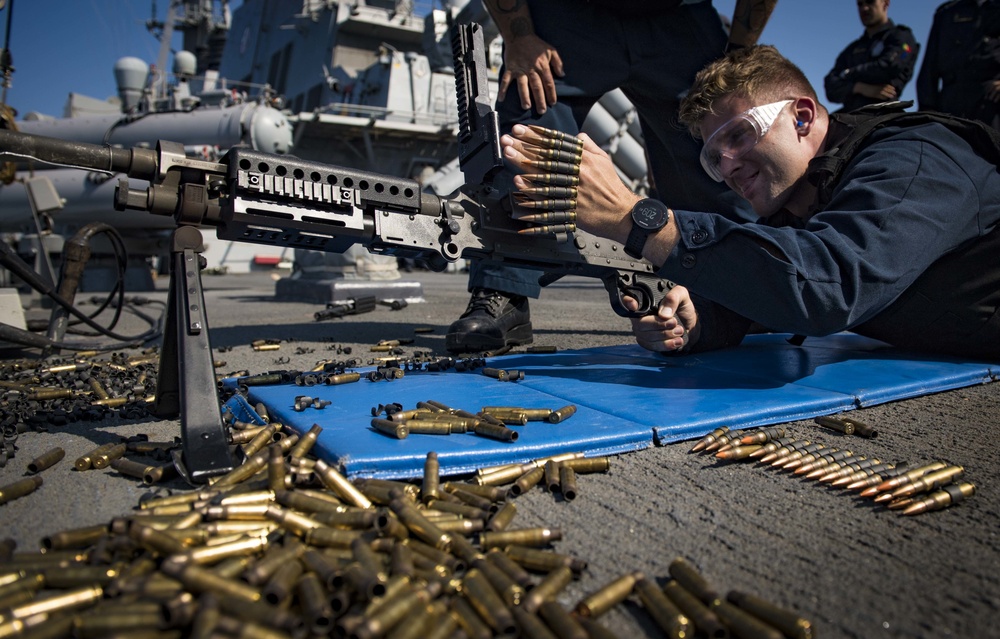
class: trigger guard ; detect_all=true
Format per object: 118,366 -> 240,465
615,285 -> 654,318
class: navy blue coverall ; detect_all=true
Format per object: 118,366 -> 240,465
824,20 -> 919,113
663,121 -> 1000,359
917,0 -> 1000,125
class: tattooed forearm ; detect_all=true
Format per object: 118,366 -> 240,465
729,0 -> 778,47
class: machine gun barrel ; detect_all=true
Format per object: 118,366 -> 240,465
0,128 -> 159,180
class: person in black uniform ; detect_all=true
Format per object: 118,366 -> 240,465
917,0 -> 1000,127
824,0 -> 919,113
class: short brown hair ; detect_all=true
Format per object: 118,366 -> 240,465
680,45 -> 818,139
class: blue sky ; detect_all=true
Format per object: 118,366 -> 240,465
5,1 -> 944,119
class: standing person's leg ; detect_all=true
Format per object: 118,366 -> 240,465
623,2 -> 755,221
447,0 -> 631,352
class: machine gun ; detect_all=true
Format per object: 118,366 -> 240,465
0,23 -> 666,482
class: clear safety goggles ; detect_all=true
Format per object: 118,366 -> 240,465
699,99 -> 794,182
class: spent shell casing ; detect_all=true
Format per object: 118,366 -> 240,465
559,465 -> 579,501
512,605 -> 559,639
575,572 -> 637,618
561,456 -> 611,474
422,452 -> 441,504
74,442 -> 119,471
635,575 -> 691,639
515,197 -> 577,210
538,600 -> 588,639
487,548 -> 533,587
902,481 -> 976,515
463,567 -> 517,634
480,527 -> 562,549
472,421 -> 519,442
712,600 -> 785,639
0,476 -> 43,505
486,502 -> 517,532
815,415 -> 855,435
6,584 -> 104,621
727,590 -> 815,639
669,557 -> 721,606
314,459 -> 373,509
663,581 -> 727,639
371,417 -> 409,439
523,565 -> 573,614
546,405 -> 577,423
544,460 -> 561,493
505,545 -> 588,574
26,447 -> 65,474
517,223 -> 576,236
522,172 -> 580,187
41,523 -> 109,551
507,467 -> 545,498
92,442 -> 128,469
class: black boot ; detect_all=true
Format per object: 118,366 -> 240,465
445,288 -> 532,353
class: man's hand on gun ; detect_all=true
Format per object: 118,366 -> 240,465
502,124 -> 696,352
624,286 -> 701,353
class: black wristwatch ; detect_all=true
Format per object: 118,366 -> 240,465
624,198 -> 670,259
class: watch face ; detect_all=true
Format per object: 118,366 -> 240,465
632,199 -> 669,230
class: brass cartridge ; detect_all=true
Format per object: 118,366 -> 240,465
712,600 -> 784,639
261,558 -> 304,605
715,444 -> 763,461
41,524 -> 108,551
669,557 -> 721,606
543,460 -> 561,493
471,421 -> 519,442
26,447 -> 65,474
815,415 -> 855,435
890,465 -> 965,500
73,607 -> 165,637
74,442 -> 119,471
353,584 -> 436,639
297,571 -> 334,635
486,548 -> 532,587
486,502 -> 517,532
403,420 -> 455,435
512,606 -> 559,639
575,571 -> 637,618
6,584 -> 103,621
522,565 -> 573,614
461,567 -> 516,635
559,465 -> 578,501
372,418 -> 409,439
505,545 -> 587,574
480,527 -> 562,549
471,557 -> 525,607
902,482 -> 976,516
92,442 -> 127,469
546,404 -> 577,423
871,461 -> 948,496
451,594 -> 493,639
537,600 -> 588,639
0,476 -> 43,506
663,581 -> 728,639
314,459 -> 373,509
690,426 -> 731,453
727,590 -> 815,639
387,497 -> 452,551
739,427 -> 785,446
444,481 -> 506,503
162,558 -> 261,603
635,574 -> 691,639
420,452 -> 441,504
508,466 -> 545,497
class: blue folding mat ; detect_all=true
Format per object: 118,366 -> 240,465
229,333 -> 998,479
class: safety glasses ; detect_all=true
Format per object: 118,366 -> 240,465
699,99 -> 793,182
